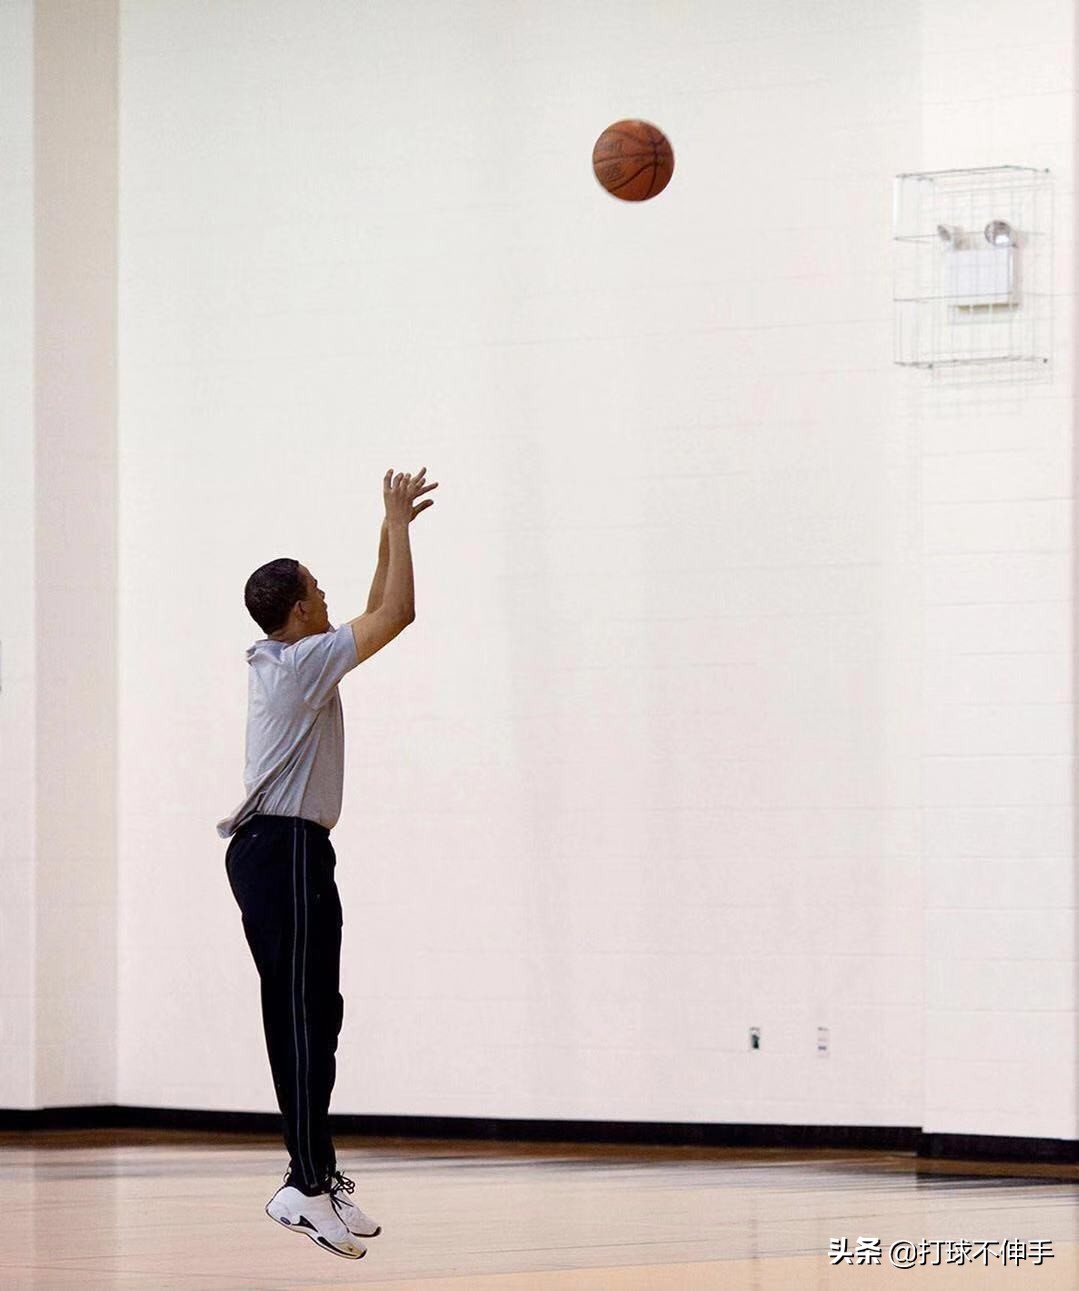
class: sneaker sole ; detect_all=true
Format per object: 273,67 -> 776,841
343,1223 -> 382,1237
265,1203 -> 367,1259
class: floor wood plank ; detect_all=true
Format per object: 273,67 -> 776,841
1,1131 -> 1076,1288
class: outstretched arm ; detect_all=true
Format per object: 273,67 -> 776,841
365,518 -> 389,613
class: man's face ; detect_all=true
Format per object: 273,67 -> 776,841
299,565 -> 331,635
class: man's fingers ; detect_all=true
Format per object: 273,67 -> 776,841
386,467 -> 432,497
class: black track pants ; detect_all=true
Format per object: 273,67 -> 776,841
225,813 -> 344,1190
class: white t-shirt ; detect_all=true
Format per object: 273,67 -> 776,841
216,623 -> 360,839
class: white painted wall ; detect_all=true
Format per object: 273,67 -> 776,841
117,0 -> 932,1124
1,0 -> 119,1111
916,1 -> 1077,1139
2,0 -> 1075,1141
0,0 -> 37,1109
36,0 -> 119,1107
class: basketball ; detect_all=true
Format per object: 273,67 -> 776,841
592,119 -> 675,201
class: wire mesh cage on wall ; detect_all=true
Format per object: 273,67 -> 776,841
892,165 -> 1052,369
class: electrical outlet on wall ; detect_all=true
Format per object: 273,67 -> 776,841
817,1026 -> 829,1057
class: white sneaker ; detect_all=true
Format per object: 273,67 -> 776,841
265,1183 -> 368,1259
327,1170 -> 382,1238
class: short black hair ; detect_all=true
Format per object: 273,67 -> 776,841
244,558 -> 307,635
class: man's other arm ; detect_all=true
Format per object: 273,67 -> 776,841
347,519 -> 414,664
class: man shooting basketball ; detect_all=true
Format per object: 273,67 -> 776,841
218,466 -> 437,1261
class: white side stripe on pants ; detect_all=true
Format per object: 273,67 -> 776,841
302,823 -> 314,1183
291,820 -> 315,1186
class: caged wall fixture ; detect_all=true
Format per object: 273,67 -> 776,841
892,165 -> 1052,369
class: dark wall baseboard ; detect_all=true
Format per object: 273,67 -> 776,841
1,1106 -> 1076,1163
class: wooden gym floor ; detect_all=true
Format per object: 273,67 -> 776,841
1,1129 -> 1078,1289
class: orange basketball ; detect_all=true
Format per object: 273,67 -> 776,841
592,119 -> 675,202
